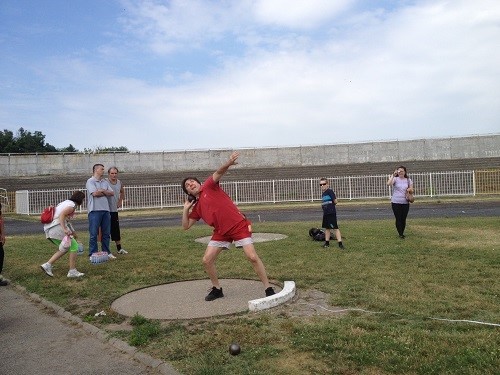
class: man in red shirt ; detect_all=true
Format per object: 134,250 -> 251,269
182,151 -> 275,301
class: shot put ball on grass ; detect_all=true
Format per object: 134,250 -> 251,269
229,343 -> 241,355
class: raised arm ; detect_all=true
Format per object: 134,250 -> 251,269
387,169 -> 398,186
213,151 -> 239,183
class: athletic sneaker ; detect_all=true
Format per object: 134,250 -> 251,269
322,242 -> 330,248
0,279 -> 8,286
118,249 -> 128,254
338,243 -> 345,250
67,269 -> 85,278
205,287 -> 224,301
40,263 -> 54,277
265,287 -> 276,297
108,253 -> 117,260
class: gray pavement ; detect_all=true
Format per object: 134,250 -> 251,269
0,284 -> 181,375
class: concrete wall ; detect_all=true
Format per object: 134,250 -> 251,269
1,134 -> 499,177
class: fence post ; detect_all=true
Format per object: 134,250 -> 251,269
310,178 -> 314,202
472,170 -> 476,196
429,173 -> 434,197
348,176 -> 352,201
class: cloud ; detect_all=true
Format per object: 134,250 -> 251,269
119,0 -> 246,55
253,0 -> 353,28
2,0 -> 499,151
119,0 -> 353,55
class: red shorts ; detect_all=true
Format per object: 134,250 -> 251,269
209,220 -> 253,248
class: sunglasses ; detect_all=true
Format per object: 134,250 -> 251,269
319,183 -> 327,186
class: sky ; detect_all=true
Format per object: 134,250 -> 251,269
0,0 -> 499,152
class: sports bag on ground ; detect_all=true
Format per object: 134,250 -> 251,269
309,228 -> 325,241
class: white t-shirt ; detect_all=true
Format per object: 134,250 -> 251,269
43,200 -> 76,233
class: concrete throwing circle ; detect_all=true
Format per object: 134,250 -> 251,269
195,232 -> 288,244
111,279 -> 282,320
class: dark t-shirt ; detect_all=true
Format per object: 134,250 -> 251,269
321,188 -> 337,215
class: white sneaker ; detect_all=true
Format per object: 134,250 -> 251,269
67,269 -> 85,278
118,248 -> 128,254
108,253 -> 117,260
40,263 -> 53,277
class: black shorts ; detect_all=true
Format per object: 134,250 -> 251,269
322,214 -> 339,230
110,212 -> 121,241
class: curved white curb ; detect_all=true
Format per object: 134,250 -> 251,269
248,281 -> 296,311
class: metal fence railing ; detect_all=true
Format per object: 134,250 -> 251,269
11,169 -> 500,216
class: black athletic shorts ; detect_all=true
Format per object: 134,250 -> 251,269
322,213 -> 339,230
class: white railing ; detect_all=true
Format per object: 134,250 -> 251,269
14,170 -> 486,216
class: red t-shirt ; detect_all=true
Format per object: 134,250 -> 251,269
188,176 -> 246,235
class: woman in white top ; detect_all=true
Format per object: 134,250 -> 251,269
387,166 -> 414,239
40,191 -> 86,278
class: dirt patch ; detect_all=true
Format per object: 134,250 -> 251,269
68,297 -> 101,316
269,289 -> 348,318
107,321 -> 134,332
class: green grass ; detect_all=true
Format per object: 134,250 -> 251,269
4,215 -> 500,375
129,313 -> 162,346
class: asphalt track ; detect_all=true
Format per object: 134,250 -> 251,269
6,201 -> 500,236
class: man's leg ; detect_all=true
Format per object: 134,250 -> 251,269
322,214 -> 333,247
88,211 -> 99,256
101,212 -> 111,254
334,228 -> 345,249
203,246 -> 223,288
242,243 -> 271,289
110,212 -> 125,252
